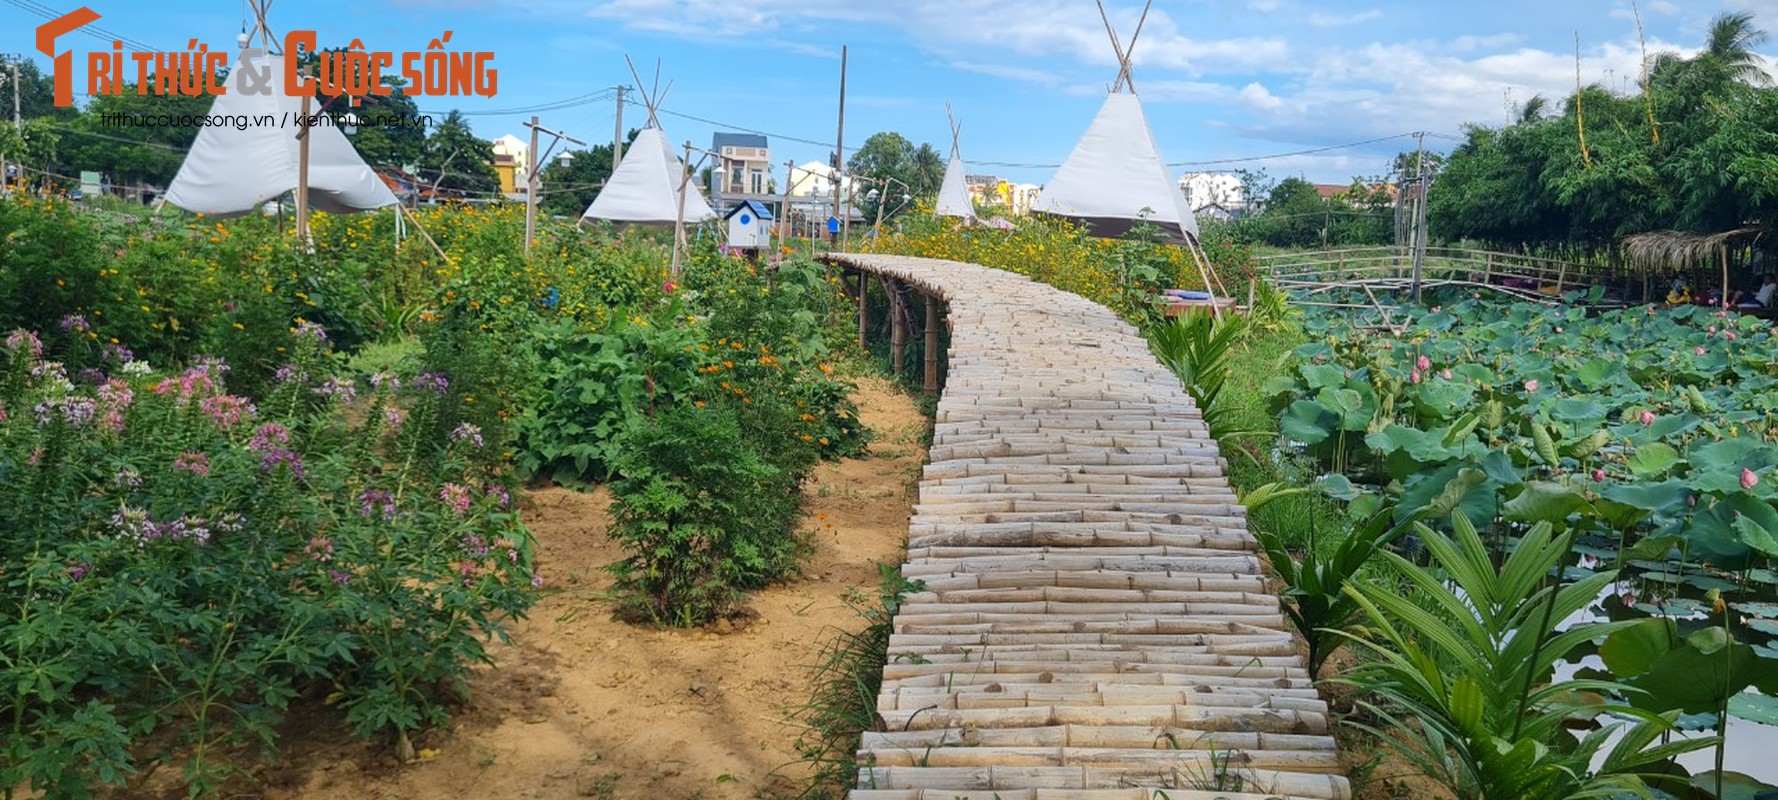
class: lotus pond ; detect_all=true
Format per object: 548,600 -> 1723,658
1266,295 -> 1778,790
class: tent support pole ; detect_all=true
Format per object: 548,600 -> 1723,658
399,203 -> 450,265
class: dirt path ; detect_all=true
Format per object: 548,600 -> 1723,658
265,375 -> 926,800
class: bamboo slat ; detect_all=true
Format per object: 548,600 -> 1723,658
822,254 -> 1346,800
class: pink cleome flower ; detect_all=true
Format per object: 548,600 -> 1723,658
440,483 -> 474,515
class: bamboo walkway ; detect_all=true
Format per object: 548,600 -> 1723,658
827,254 -> 1349,800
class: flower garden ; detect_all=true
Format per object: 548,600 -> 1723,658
0,193 -> 880,796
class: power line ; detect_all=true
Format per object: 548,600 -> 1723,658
420,89 -> 617,118
3,0 -> 166,54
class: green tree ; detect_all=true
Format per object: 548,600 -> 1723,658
847,131 -> 944,221
59,89 -> 212,188
415,110 -> 498,197
339,79 -> 427,171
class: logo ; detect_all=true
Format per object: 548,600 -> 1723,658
35,6 -> 101,108
35,6 -> 498,107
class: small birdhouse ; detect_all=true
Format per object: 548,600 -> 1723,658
724,200 -> 774,250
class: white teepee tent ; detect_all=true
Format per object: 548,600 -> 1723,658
933,106 -> 974,219
582,61 -> 715,226
164,51 -> 397,215
165,4 -> 395,216
1034,0 -> 1197,245
581,126 -> 714,225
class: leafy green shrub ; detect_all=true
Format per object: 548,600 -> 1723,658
0,195 -> 101,335
605,403 -> 806,625
516,309 -> 703,483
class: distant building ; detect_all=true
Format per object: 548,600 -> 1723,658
711,132 -> 771,197
1177,172 -> 1246,216
491,134 -> 528,196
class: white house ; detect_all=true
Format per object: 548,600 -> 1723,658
1177,172 -> 1246,216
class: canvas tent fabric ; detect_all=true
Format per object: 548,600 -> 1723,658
934,156 -> 973,218
583,127 -> 716,225
165,53 -> 397,216
1035,92 -> 1198,244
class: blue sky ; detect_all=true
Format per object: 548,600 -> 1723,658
4,0 -> 1776,187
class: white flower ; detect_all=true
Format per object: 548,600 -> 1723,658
121,360 -> 152,376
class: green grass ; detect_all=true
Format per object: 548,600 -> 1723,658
1218,324 -> 1351,553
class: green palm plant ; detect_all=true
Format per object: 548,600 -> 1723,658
1148,311 -> 1248,437
1334,514 -> 1714,799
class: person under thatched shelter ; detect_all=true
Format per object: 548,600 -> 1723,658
1621,228 -> 1769,307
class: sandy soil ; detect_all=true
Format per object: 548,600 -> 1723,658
245,375 -> 927,800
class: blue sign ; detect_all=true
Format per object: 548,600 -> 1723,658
738,213 -> 752,225
827,216 -> 840,234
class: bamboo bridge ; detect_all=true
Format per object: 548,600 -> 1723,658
823,254 -> 1349,800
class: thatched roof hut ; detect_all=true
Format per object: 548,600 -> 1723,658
1621,228 -> 1770,299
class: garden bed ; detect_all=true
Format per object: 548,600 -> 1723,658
139,375 -> 926,800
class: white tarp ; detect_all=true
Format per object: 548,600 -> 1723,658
934,156 -> 973,219
165,53 -> 396,216
582,127 -> 715,225
1035,92 -> 1198,242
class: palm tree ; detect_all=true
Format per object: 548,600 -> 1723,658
1700,11 -> 1771,86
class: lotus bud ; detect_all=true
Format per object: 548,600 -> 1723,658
1742,467 -> 1759,490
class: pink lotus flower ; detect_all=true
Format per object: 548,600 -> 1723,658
1592,468 -> 1606,482
1410,369 -> 1422,384
1717,310 -> 1728,318
1620,590 -> 1638,607
1555,326 -> 1564,333
1416,355 -> 1430,371
1727,332 -> 1737,341
1695,346 -> 1706,355
1708,325 -> 1717,334
1523,379 -> 1539,392
1742,468 -> 1759,490
1441,369 -> 1453,380
1640,410 -> 1656,425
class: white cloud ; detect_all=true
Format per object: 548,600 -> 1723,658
1238,82 -> 1285,111
1307,9 -> 1383,28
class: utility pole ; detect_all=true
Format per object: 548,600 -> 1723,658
612,86 -> 626,170
295,93 -> 313,247
2,56 -> 19,191
526,115 -> 541,252
779,159 -> 796,245
671,141 -> 695,277
832,44 -> 847,245
523,117 -> 587,254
